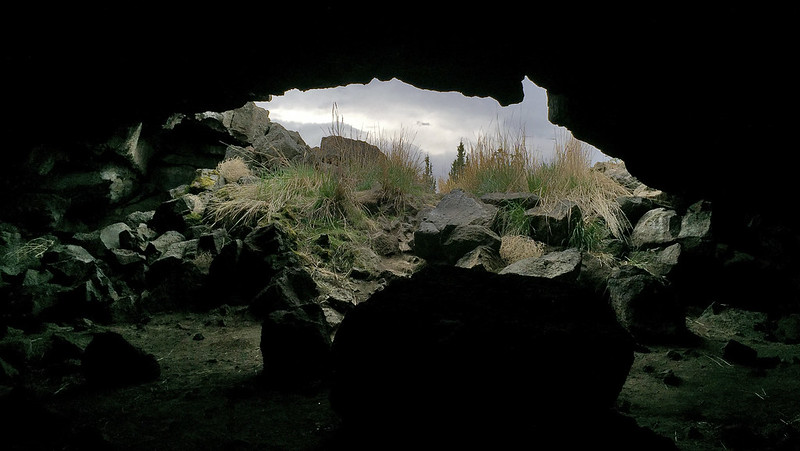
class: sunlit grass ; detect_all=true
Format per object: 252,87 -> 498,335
440,127 -> 632,247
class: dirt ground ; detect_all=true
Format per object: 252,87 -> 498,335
7,303 -> 800,450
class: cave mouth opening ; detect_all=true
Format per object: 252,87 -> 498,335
256,76 -> 613,184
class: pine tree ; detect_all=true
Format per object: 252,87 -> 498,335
449,140 -> 466,181
423,154 -> 436,192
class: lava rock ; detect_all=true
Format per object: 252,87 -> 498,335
81,331 -> 160,387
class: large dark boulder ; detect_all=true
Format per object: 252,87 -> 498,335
329,265 -> 670,449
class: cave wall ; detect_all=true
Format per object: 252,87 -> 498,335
3,5 -> 796,234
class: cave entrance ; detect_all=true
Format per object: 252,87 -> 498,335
256,76 -> 612,184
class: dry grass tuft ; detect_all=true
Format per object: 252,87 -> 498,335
217,157 -> 253,183
500,234 -> 545,264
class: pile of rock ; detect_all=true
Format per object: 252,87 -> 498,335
411,174 -> 715,344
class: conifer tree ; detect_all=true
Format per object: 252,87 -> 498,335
449,140 -> 467,180
423,153 -> 436,192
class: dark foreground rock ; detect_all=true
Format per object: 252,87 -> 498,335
81,331 -> 160,387
328,265 -> 675,450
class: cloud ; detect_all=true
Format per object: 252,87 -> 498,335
257,77 -> 609,180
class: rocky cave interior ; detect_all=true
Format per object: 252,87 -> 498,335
2,5 -> 799,451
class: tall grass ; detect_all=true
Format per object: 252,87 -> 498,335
440,127 -> 632,243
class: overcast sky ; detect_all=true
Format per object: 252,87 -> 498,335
256,77 -> 609,180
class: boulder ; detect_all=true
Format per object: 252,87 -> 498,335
329,266 -> 670,449
441,224 -> 501,263
82,331 -> 160,387
42,244 -> 96,284
630,208 -> 681,249
413,189 -> 497,263
315,135 -> 386,166
499,247 -> 582,282
455,245 -> 505,272
260,303 -> 331,389
678,199 -> 713,252
606,266 -> 688,343
250,267 -> 319,319
526,199 -> 582,246
627,243 -> 682,278
251,122 -> 311,165
616,196 -> 656,226
99,222 -> 131,252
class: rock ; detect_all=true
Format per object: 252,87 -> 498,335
577,251 -> 617,294
144,230 -> 186,261
223,101 -> 271,144
526,199 -> 582,246
499,248 -> 582,282
441,224 -> 501,264
150,195 -> 204,234
479,192 -> 541,209
593,160 -> 642,191
109,248 -> 146,267
235,224 -> 299,301
124,210 -> 155,228
314,135 -> 386,166
81,331 -> 160,387
630,208 -> 681,249
260,303 -> 331,389
420,189 -> 496,231
197,228 -> 230,256
627,243 -> 682,278
606,266 -> 688,343
455,245 -> 505,272
413,189 -> 497,263
722,339 -> 758,366
42,244 -> 96,284
99,222 -> 132,251
616,196 -> 656,226
329,265 -> 652,449
678,199 -> 712,252
250,267 -> 319,319
251,122 -> 311,165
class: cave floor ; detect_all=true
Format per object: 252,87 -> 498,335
10,306 -> 800,450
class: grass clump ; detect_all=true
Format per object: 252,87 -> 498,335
440,126 -> 631,251
205,106 -> 434,275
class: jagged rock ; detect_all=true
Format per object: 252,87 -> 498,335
616,196 -> 656,226
197,228 -> 230,255
499,247 -> 582,282
329,265 -> 655,449
124,210 -> 155,228
109,248 -> 146,267
150,195 -> 204,235
678,200 -> 712,252
441,224 -> 501,264
250,267 -> 319,319
606,265 -> 688,343
479,192 -> 541,209
577,251 -> 617,294
252,122 -> 311,165
42,244 -> 96,284
630,208 -> 681,249
526,199 -> 582,246
144,230 -> 186,261
455,245 -> 505,272
260,303 -> 331,389
314,136 -> 386,166
99,222 -> 131,252
593,160 -> 642,191
413,189 -> 497,263
82,331 -> 160,387
627,243 -> 682,278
